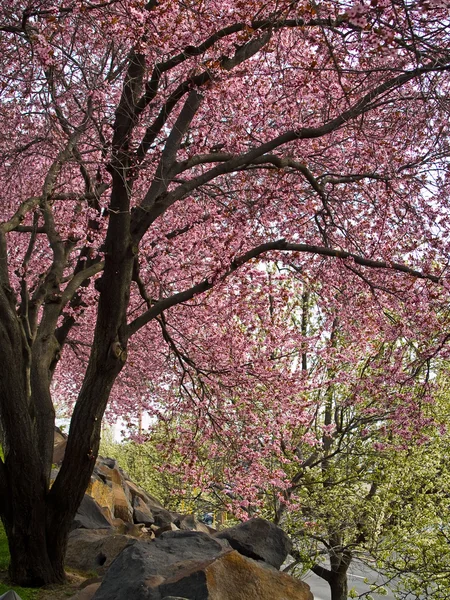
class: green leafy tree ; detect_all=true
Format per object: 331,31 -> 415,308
275,356 -> 450,600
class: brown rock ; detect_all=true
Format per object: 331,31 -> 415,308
177,514 -> 211,534
110,466 -> 124,486
71,582 -> 102,600
133,496 -> 154,526
65,529 -> 135,574
53,426 -> 67,465
126,479 -> 158,505
156,551 -> 313,600
205,551 -> 313,600
112,481 -> 133,522
95,462 -> 114,481
115,521 -> 146,537
53,439 -> 67,465
99,506 -> 114,524
154,523 -> 180,537
87,478 -> 114,514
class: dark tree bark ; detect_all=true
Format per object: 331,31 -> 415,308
311,547 -> 352,600
329,571 -> 349,600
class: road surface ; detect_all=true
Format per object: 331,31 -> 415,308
301,561 -> 419,599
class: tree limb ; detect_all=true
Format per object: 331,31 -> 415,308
127,238 -> 441,336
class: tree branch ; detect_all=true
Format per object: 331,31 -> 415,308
127,238 -> 442,336
131,59 -> 450,242
134,31 -> 271,167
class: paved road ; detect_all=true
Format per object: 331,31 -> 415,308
301,560 -> 418,600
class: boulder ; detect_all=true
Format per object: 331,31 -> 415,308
65,529 -> 135,574
99,456 -> 119,470
158,551 -> 314,600
87,477 -> 114,514
53,438 -> 67,465
112,481 -> 133,522
133,496 -> 155,526
92,545 -> 313,600
126,479 -> 161,505
94,461 -> 114,482
72,495 -> 113,530
53,426 -> 67,465
110,464 -> 125,486
214,517 -> 292,569
72,582 -> 102,600
92,530 -> 230,600
176,514 -> 211,534
154,523 -> 180,537
152,506 -> 179,528
113,520 -> 146,537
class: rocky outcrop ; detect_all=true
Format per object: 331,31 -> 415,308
91,531 -> 313,600
92,530 -> 229,599
132,496 -> 154,526
54,430 -> 313,599
65,529 -> 135,574
72,494 -> 114,531
157,551 -> 313,600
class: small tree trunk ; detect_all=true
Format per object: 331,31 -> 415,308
329,573 -> 348,600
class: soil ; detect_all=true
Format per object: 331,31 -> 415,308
0,569 -> 98,600
36,572 -> 92,599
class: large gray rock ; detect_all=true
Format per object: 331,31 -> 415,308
214,517 -> 292,569
152,506 -> 179,528
65,529 -> 136,574
92,530 -> 230,600
0,592 -> 23,600
93,547 -> 313,600
72,494 -> 113,530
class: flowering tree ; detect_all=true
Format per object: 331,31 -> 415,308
153,289 -> 450,600
1,0 -> 450,586
274,340 -> 450,600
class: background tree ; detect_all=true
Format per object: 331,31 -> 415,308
157,299 -> 450,600
1,0 -> 450,587
279,364 -> 450,600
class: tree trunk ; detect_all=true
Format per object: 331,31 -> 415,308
329,573 -> 348,600
0,74 -> 135,585
0,274 -> 129,585
3,510 -> 65,586
311,546 -> 351,600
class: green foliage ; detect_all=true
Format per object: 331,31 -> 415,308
99,427 -> 195,512
277,370 -> 450,600
0,523 -> 39,599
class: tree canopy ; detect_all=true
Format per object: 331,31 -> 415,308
1,0 -> 450,586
